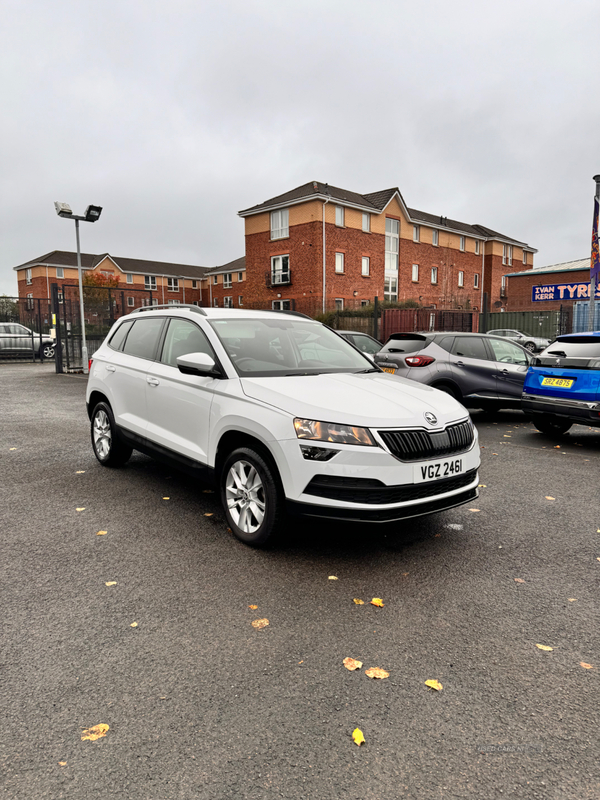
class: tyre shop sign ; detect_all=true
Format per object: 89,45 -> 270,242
532,282 -> 600,302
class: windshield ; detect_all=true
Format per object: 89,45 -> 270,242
209,317 -> 375,376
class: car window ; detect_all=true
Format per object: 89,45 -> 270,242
488,338 -> 529,365
451,337 -> 489,360
160,319 -> 215,367
122,318 -> 164,360
436,336 -> 455,353
350,334 -> 381,354
380,336 -> 429,354
543,337 -> 600,358
108,319 -> 135,351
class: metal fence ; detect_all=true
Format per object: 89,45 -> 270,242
0,296 -> 55,363
572,301 -> 600,333
479,308 -> 570,340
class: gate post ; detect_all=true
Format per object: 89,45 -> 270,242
373,296 -> 379,341
51,283 -> 63,373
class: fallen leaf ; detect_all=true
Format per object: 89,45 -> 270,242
434,533 -> 441,537
469,508 -> 481,513
105,581 -> 117,587
328,576 -> 338,580
568,598 -> 577,602
545,496 -> 555,501
162,497 -> 170,500
353,598 -> 364,605
248,604 -> 258,610
370,598 -> 384,607
554,445 -> 560,449
492,453 -> 498,455
514,578 -> 525,583
503,435 -> 511,438
298,660 -> 304,664
352,728 -> 365,746
9,447 -> 17,451
402,571 -> 410,575
95,530 -> 108,537
580,662 -> 593,669
202,489 -> 214,493
58,761 -> 67,766
365,667 -> 389,679
76,470 -> 85,474
597,557 -> 600,562
130,622 -> 138,628
81,724 -> 109,741
478,484 -> 487,488
425,679 -> 443,691
76,507 -> 85,512
343,657 -> 363,671
251,618 -> 269,629
204,513 -> 213,517
535,643 -> 553,651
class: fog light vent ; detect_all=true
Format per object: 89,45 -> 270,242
300,445 -> 339,461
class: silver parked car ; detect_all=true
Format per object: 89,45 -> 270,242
336,330 -> 382,355
374,331 -> 532,412
0,323 -> 55,358
486,328 -> 550,353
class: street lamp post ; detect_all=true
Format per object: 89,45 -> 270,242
54,202 -> 102,373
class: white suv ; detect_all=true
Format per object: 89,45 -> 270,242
86,305 -> 480,546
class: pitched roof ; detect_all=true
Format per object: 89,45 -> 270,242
505,257 -> 590,278
205,255 -> 246,276
239,181 -> 382,215
14,251 -> 211,280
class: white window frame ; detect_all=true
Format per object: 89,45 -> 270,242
432,229 -> 439,247
523,250 -> 527,265
412,264 -> 419,282
126,273 -> 133,284
191,280 -> 198,289
458,271 -> 464,287
459,236 -> 465,252
144,275 -> 157,290
26,268 -> 32,285
223,273 -> 232,289
271,255 -> 290,284
362,213 -> 370,233
474,273 -> 479,289
238,295 -> 243,306
361,299 -> 369,307
475,240 -> 480,255
335,206 -> 345,227
335,253 -> 344,274
56,267 -> 64,279
502,245 -> 507,265
213,298 -> 218,307
501,275 -> 507,290
361,256 -> 370,276
223,296 -> 233,308
127,296 -> 134,307
270,208 -> 289,240
431,267 -> 438,284
385,218 -> 400,272
413,225 -> 420,243
335,298 -> 344,310
151,298 -> 158,306
507,245 -> 513,266
238,271 -> 244,281
167,277 -> 179,292
213,275 -> 218,285
167,299 -> 180,305
384,276 -> 398,302
272,299 -> 291,310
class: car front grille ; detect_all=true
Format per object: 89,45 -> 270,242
303,469 -> 477,505
378,419 -> 475,462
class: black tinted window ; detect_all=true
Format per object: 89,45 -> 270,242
108,319 -> 134,351
451,337 -> 489,360
381,336 -> 429,354
122,318 -> 164,360
437,336 -> 455,353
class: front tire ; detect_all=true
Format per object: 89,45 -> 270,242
91,402 -> 133,467
531,415 -> 573,436
221,447 -> 283,547
524,342 -> 536,353
41,344 -> 55,359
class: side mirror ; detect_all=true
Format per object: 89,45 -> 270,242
176,352 -> 222,378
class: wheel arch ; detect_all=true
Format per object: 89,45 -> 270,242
430,379 -> 462,400
215,430 -> 282,486
87,390 -> 111,420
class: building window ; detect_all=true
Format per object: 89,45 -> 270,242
335,253 -> 344,273
26,293 -> 34,309
523,250 -> 527,265
413,225 -> 420,242
432,230 -> 439,247
361,256 -> 370,276
431,267 -> 438,284
213,298 -> 218,307
502,245 -> 507,265
335,298 -> 344,310
167,278 -> 179,292
144,275 -> 157,290
223,273 -> 232,289
270,208 -> 289,240
385,218 -> 399,272
213,275 -> 218,285
168,299 -> 180,305
126,273 -> 133,284
191,280 -> 198,289
459,236 -> 465,252
238,271 -> 244,281
224,296 -> 233,308
271,255 -> 290,284
238,296 -> 243,306
501,275 -> 507,290
458,271 -> 464,287
412,264 -> 419,282
272,299 -> 291,310
152,298 -> 158,306
474,273 -> 479,289
362,213 -> 370,232
384,276 -> 397,302
335,206 -> 345,227
26,268 -> 32,285
507,245 -> 513,266
127,296 -> 134,307
56,267 -> 64,279
475,240 -> 480,255
361,300 -> 369,307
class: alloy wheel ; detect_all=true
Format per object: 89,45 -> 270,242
225,459 -> 266,534
93,409 -> 112,459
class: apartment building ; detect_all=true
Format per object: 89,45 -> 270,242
204,256 -> 246,308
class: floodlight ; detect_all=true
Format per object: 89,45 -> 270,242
54,201 -> 73,217
84,205 -> 103,222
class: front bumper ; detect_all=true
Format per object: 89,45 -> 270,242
522,393 -> 600,424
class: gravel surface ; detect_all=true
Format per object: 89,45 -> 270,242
1,363 -> 599,799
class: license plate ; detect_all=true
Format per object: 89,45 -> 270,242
380,366 -> 396,374
414,458 -> 464,483
541,377 -> 574,388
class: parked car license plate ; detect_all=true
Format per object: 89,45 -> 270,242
541,377 -> 574,388
415,458 -> 463,483
380,366 -> 396,374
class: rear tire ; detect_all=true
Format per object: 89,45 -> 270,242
524,341 -> 536,353
91,401 -> 133,467
41,344 -> 55,359
221,446 -> 283,547
531,415 -> 572,436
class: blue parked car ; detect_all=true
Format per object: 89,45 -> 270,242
522,332 -> 600,435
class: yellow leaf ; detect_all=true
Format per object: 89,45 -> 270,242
96,530 -> 107,536
425,679 -> 443,691
469,508 -> 481,512
76,507 -> 85,512
370,598 -> 384,607
492,453 -> 498,455
251,618 -> 269,629
365,667 -> 389,679
105,581 -> 117,587
162,497 -> 170,500
580,662 -> 593,669
478,484 -> 487,488
402,572 -> 409,576
597,557 -> 600,562
535,643 -> 553,651
248,604 -> 258,610
130,622 -> 138,628
352,728 -> 365,746
328,575 -> 338,580
343,657 -> 363,671
568,598 -> 577,602
353,598 -> 364,605
81,723 -> 109,741
554,445 -> 560,449
9,447 -> 17,451
76,470 -> 85,474
545,496 -> 555,501
204,513 -> 213,517
514,578 -> 525,583
58,761 -> 67,766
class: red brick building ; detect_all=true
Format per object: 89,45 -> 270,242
239,181 -> 537,313
204,256 -> 246,308
503,258 -> 596,311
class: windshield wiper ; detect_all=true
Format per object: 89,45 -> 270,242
354,367 -> 380,374
285,371 -> 322,376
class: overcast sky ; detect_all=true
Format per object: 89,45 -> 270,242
1,0 -> 599,295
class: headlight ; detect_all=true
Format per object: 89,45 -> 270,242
294,418 -> 376,446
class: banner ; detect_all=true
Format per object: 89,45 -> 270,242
532,282 -> 600,302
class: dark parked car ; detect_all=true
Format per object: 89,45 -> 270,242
522,332 -> 600,434
336,330 -> 382,355
0,323 -> 55,358
487,328 -> 550,353
374,331 -> 532,411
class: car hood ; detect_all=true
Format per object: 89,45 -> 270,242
240,372 -> 468,429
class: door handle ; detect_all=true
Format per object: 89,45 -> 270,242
456,360 -> 464,366
106,364 -> 116,373
147,376 -> 160,386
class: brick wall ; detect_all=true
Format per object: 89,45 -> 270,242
505,269 -> 593,311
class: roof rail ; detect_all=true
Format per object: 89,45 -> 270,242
130,303 -> 207,316
269,309 -> 312,320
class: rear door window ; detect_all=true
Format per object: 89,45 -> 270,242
544,337 -> 600,358
488,338 -> 529,365
122,318 -> 165,360
451,337 -> 489,360
108,319 -> 135,351
160,319 -> 215,367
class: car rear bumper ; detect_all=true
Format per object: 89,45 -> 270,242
522,393 -> 600,424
